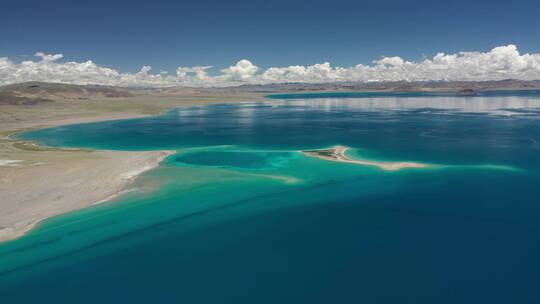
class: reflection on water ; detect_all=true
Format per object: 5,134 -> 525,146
273,96 -> 540,115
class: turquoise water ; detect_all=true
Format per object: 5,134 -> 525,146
2,95 -> 540,303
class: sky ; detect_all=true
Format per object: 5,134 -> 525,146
1,0 -> 540,87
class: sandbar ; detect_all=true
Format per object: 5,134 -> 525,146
302,146 -> 428,170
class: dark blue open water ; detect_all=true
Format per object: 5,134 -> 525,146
2,94 -> 540,303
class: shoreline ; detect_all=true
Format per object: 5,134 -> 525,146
302,146 -> 428,170
0,111 -> 176,243
0,149 -> 175,243
2,112 -> 154,137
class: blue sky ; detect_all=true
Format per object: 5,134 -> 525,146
2,0 -> 539,73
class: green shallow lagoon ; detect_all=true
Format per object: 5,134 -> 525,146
3,95 -> 540,303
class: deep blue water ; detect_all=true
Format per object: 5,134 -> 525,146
2,95 -> 540,303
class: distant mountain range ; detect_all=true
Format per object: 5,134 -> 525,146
231,79 -> 540,93
2,80 -> 540,105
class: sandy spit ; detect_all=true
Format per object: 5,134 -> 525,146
0,149 -> 174,242
303,146 -> 428,170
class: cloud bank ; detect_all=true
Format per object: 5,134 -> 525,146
1,45 -> 540,87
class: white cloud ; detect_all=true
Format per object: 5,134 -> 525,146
34,52 -> 64,62
1,44 -> 540,87
220,59 -> 259,81
176,66 -> 212,82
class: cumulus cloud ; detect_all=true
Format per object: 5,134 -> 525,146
220,59 -> 259,81
1,45 -> 540,87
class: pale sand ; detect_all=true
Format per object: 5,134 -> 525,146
0,149 -> 174,242
0,160 -> 23,167
303,146 -> 428,170
0,110 -> 177,243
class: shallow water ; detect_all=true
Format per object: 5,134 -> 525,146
3,95 -> 540,303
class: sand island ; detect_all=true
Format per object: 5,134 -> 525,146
302,146 -> 428,170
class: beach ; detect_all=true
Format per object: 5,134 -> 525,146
0,111 -> 175,242
0,135 -> 173,242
